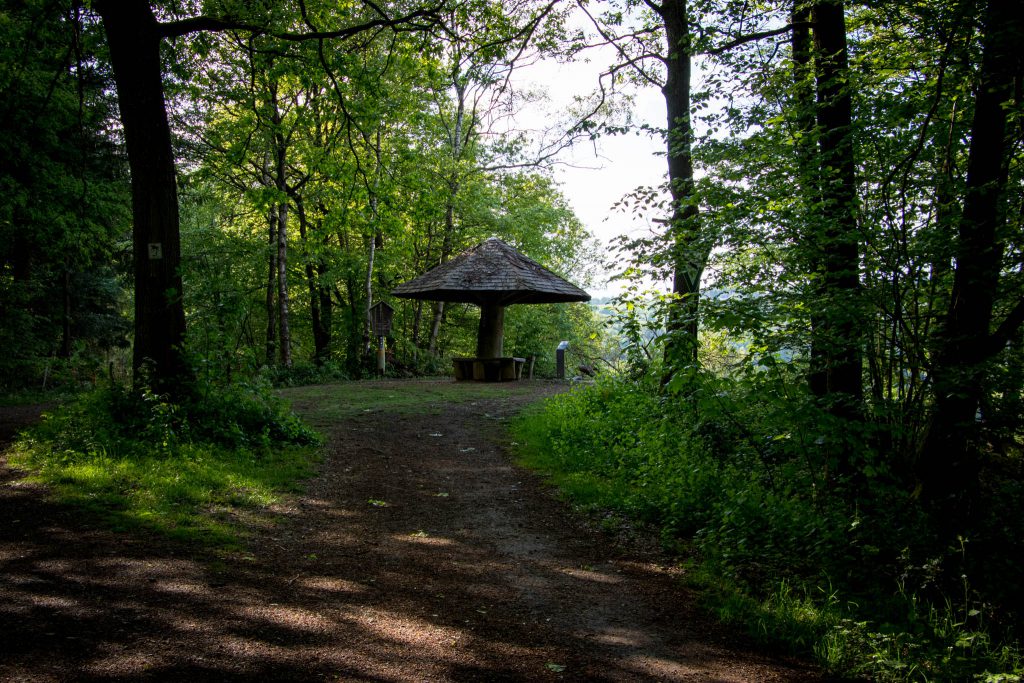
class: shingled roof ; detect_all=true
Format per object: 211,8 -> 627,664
392,237 -> 591,306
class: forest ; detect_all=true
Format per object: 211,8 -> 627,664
1,0 -> 1022,680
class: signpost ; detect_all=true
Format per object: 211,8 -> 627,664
556,340 -> 568,379
369,302 -> 395,375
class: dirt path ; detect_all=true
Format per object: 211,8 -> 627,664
1,380 -> 821,681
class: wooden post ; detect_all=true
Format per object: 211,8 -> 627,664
377,336 -> 386,375
476,304 -> 505,358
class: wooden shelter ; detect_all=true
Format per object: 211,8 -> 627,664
392,238 -> 590,378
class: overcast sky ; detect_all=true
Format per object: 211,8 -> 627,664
516,53 -> 669,296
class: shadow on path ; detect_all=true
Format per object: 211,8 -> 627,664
0,381 -> 822,681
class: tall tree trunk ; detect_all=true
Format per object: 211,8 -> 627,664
265,210 -> 278,367
428,195 -> 457,355
270,86 -> 292,368
921,0 -> 1022,510
428,301 -> 446,355
296,198 -> 331,365
792,1 -> 829,398
317,257 -> 333,361
791,2 -> 817,178
364,128 -> 384,356
412,231 -> 433,353
345,273 -> 363,372
364,227 -> 376,350
276,198 -> 291,367
263,155 -> 277,367
428,75 -> 469,356
412,299 -> 423,351
810,0 -> 863,417
660,0 -> 705,370
427,189 -> 460,356
95,0 -> 188,391
316,203 -> 334,361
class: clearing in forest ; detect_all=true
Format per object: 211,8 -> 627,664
0,379 -> 819,681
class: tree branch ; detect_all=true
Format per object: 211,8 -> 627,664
987,296 -> 1024,357
158,5 -> 442,41
575,0 -> 664,89
642,0 -> 663,15
704,23 -> 805,56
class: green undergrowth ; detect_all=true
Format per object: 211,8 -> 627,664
7,381 -> 320,552
512,376 -> 1023,682
259,359 -> 352,387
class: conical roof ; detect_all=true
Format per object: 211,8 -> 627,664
392,237 -> 591,306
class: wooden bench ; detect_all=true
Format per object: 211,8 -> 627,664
452,357 -> 526,382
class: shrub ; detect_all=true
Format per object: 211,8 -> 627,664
512,374 -> 1024,681
259,360 -> 351,388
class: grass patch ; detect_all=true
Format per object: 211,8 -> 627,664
10,440 -> 315,549
7,381 -> 320,552
690,566 -> 842,655
514,401 -> 623,510
279,378 -> 545,427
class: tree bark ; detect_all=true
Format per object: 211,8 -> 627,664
95,0 -> 188,391
791,2 -> 816,176
263,156 -> 278,367
276,198 -> 291,367
921,0 -> 1021,508
428,75 -> 468,356
270,85 -> 292,368
428,301 -> 446,355
428,194 -> 458,355
412,300 -> 423,352
364,228 -> 376,352
316,257 -> 333,362
810,0 -> 863,416
363,128 -> 384,357
792,1 -> 829,398
344,273 -> 363,372
295,198 -> 331,365
660,0 -> 705,370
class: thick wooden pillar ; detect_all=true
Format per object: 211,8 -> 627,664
476,304 -> 505,358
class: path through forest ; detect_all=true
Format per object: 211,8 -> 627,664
0,380 -> 821,681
